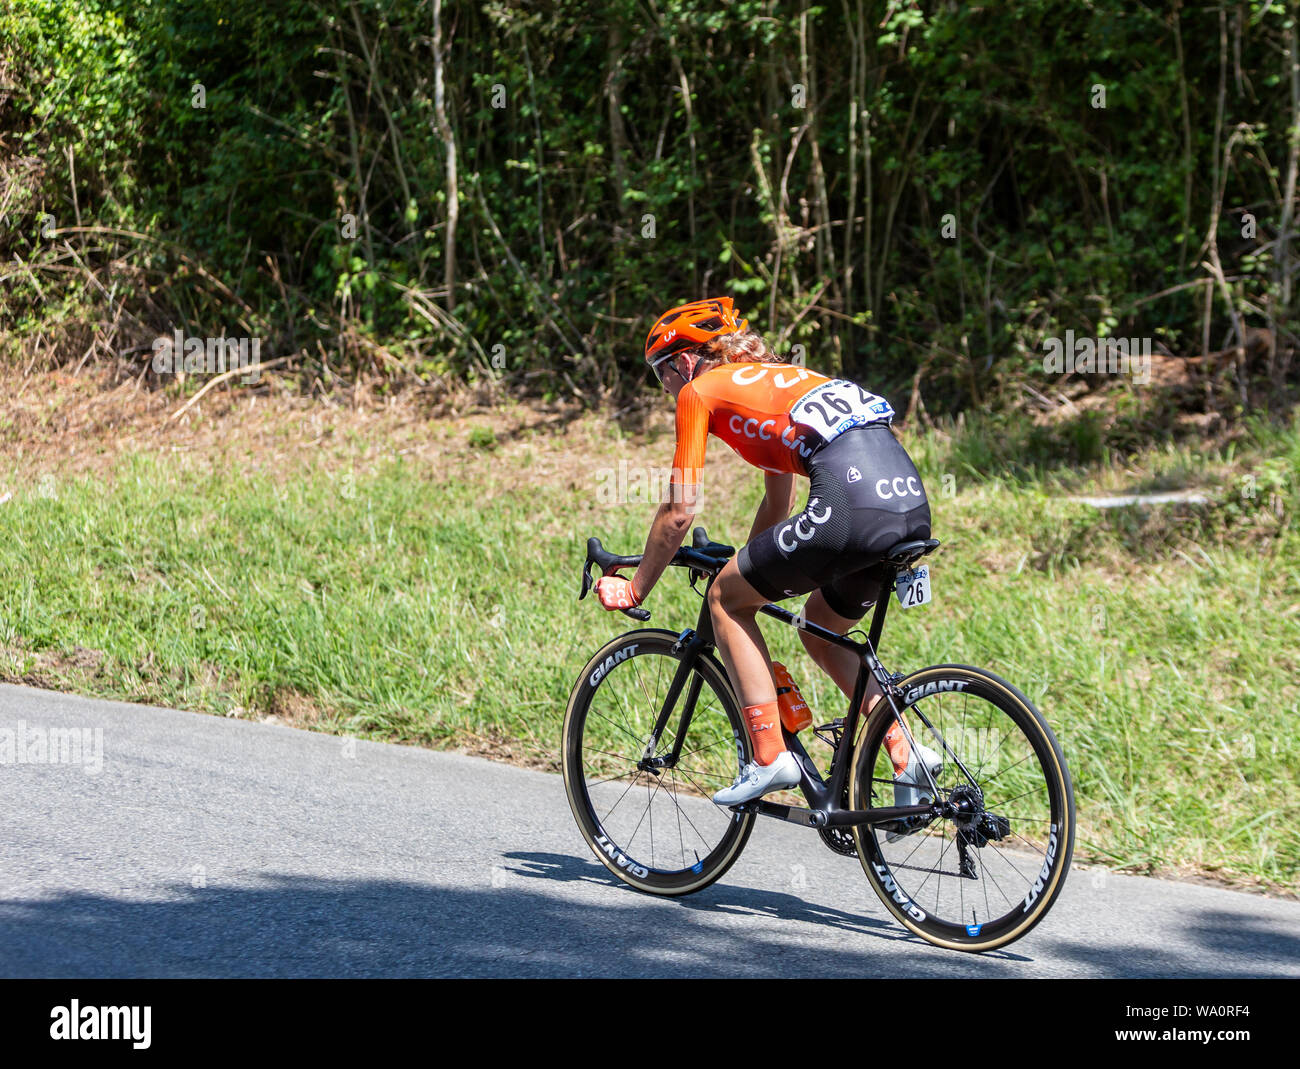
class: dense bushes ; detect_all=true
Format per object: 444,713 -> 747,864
2,0 -> 1297,413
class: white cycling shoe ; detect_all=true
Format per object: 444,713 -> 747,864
886,741 -> 943,843
713,751 -> 802,806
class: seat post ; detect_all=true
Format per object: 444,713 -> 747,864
866,572 -> 893,651
866,539 -> 939,651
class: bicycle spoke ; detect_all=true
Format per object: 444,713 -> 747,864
673,764 -> 731,783
582,766 -> 641,791
995,812 -> 1056,824
608,665 -> 648,743
673,731 -> 730,763
986,784 -> 1049,811
583,746 -> 642,766
905,826 -> 957,900
624,763 -> 721,867
660,782 -> 725,854
981,845 -> 993,923
672,762 -> 726,800
1004,825 -> 1052,858
975,841 -> 1036,906
977,750 -> 1037,787
623,770 -> 666,854
596,768 -> 646,824
587,704 -> 650,750
671,767 -> 687,868
646,775 -> 655,868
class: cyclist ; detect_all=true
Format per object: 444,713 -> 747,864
595,297 -> 941,807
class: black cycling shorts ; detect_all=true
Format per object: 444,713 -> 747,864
737,423 -> 931,620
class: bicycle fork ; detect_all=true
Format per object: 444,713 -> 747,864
634,621 -> 717,775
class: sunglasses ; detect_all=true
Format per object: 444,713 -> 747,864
651,353 -> 688,385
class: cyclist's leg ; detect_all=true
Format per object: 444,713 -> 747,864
706,557 -> 804,792
727,496 -> 842,717
716,489 -> 841,773
797,587 -> 884,715
706,558 -> 780,710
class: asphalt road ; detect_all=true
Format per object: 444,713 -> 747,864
1,683 -> 1296,978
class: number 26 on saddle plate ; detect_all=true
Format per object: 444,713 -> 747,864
894,565 -> 931,609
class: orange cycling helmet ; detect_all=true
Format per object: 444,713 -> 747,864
644,297 -> 748,375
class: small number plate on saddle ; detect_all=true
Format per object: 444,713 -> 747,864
894,565 -> 932,609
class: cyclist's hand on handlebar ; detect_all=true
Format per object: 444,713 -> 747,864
595,575 -> 642,611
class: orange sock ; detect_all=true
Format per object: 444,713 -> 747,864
884,719 -> 913,777
743,701 -> 785,765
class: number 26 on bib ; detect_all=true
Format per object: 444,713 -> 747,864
789,380 -> 895,444
894,565 -> 932,609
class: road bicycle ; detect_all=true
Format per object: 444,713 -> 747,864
561,527 -> 1075,952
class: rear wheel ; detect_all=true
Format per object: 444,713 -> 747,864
849,664 -> 1075,951
562,630 -> 755,895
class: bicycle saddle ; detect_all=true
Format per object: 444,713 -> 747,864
883,538 -> 940,567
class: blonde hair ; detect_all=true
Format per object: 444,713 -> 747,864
691,329 -> 783,373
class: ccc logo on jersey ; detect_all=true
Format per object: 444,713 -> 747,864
730,365 -> 813,389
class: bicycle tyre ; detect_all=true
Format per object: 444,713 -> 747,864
848,664 -> 1075,952
562,629 -> 756,895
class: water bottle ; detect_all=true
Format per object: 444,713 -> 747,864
772,661 -> 812,733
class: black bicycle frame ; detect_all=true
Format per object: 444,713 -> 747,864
641,565 -> 934,831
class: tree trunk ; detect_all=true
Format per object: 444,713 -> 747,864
432,0 -> 458,312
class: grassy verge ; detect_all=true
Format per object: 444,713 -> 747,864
1,389 -> 1297,894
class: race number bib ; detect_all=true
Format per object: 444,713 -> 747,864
789,380 -> 895,445
894,565 -> 932,609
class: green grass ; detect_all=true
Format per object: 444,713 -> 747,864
1,408 -> 1297,893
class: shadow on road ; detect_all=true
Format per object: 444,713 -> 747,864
5,851 -> 1290,977
503,849 -> 1014,952
0,878 -> 996,978
1042,909 -> 1300,979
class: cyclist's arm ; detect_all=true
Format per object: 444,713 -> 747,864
629,492 -> 696,601
747,471 -> 797,543
630,385 -> 706,601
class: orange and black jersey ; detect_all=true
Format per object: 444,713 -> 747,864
669,363 -> 895,485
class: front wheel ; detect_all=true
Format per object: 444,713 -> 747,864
849,664 -> 1075,952
562,629 -> 755,895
